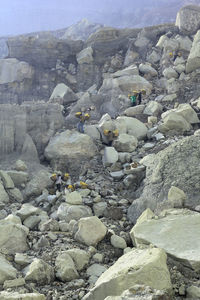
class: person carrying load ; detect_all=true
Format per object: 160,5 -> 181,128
128,91 -> 138,107
75,111 -> 90,133
103,128 -> 119,146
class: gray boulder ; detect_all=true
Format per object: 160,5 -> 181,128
128,136 -> 200,223
49,83 -> 78,105
24,258 -> 54,284
176,5 -> 200,35
186,30 -> 200,73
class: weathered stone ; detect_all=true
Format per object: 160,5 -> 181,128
176,5 -> 200,35
77,46 -> 93,64
83,248 -> 172,300
44,130 -> 97,173
7,188 -> 23,203
7,171 -> 29,187
110,235 -> 127,249
57,203 -> 92,222
0,255 -> 17,284
131,209 -> 200,271
0,170 -> 14,189
21,134 -> 39,163
24,258 -> 54,284
0,58 -> 33,84
143,101 -> 163,117
116,116 -> 147,140
16,204 -> 40,222
86,264 -> 107,282
49,83 -> 78,105
163,67 -> 178,79
159,112 -> 191,133
15,253 -> 32,266
14,160 -> 27,171
23,215 -> 41,230
3,278 -> 25,289
55,252 -> 79,282
66,248 -> 90,271
103,147 -> 118,166
168,186 -> 186,208
0,291 -> 45,300
139,63 -> 158,77
75,216 -> 107,246
93,202 -> 107,217
128,136 -> 200,223
124,105 -> 145,117
187,285 -> 200,299
113,134 -> 138,152
111,65 -> 138,78
0,219 -> 29,254
186,30 -> 200,73
65,191 -> 83,205
0,182 -> 9,205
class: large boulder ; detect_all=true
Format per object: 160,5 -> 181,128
57,203 -> 92,222
55,252 -> 79,282
0,219 -> 29,254
143,101 -> 163,117
0,255 -> 17,284
44,130 -> 98,173
83,248 -> 172,300
99,75 -> 152,96
128,136 -> 200,223
131,208 -> 200,271
76,46 -> 94,64
159,112 -> 191,134
0,292 -> 45,300
111,65 -> 138,78
24,258 -> 54,284
49,83 -> 78,105
0,182 -> 9,205
6,171 -> 29,187
23,169 -> 52,199
115,116 -> 148,140
113,134 -> 138,152
75,216 -> 107,246
139,63 -> 158,77
0,58 -> 33,84
176,5 -> 200,35
186,30 -> 200,73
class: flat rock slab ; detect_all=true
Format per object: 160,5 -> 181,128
131,209 -> 200,271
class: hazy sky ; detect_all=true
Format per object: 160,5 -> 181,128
0,0 -> 125,36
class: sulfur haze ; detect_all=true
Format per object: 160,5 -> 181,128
0,0 -> 200,36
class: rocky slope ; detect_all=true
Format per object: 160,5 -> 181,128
1,4 -> 200,300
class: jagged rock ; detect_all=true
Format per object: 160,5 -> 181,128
174,64 -> 185,74
7,188 -> 23,202
23,169 -> 52,199
113,134 -> 138,152
111,65 -> 139,78
61,18 -> 103,41
55,252 -> 79,282
21,134 -> 39,163
162,103 -> 199,124
0,170 -> 14,189
24,258 -> 54,284
5,214 -> 21,225
16,204 -> 40,221
176,5 -> 200,35
124,105 -> 145,117
8,36 -> 83,69
161,94 -> 177,103
0,182 -> 9,205
115,116 -> 148,140
14,160 -> 27,171
57,203 -> 92,222
163,67 -> 178,79
0,58 -> 33,84
44,130 -> 97,173
110,235 -> 127,249
159,112 -> 191,133
49,83 -> 78,105
39,218 -> 59,232
143,101 -> 163,117
147,50 -> 161,64
65,191 -> 83,205
168,186 -> 186,208
0,255 -> 17,284
99,75 -> 152,96
7,171 -> 29,187
83,248 -> 172,300
187,285 -> 200,298
66,248 -> 90,271
124,50 -> 139,67
77,47 -> 94,64
93,202 -> 107,217
103,147 -> 118,166
104,285 -> 170,300
128,136 -> 200,223
186,30 -> 200,73
3,278 -> 25,289
131,209 -> 200,272
75,216 -> 107,246
84,125 -> 101,141
0,219 -> 29,254
175,35 -> 193,52
0,291 -> 45,300
139,63 -> 158,77
23,215 -> 41,230
86,264 -> 107,283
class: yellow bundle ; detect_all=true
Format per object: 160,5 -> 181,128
75,112 -> 82,118
84,113 -> 90,120
80,181 -> 88,189
64,173 -> 69,181
103,129 -> 109,136
113,129 -> 119,137
50,173 -> 57,181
